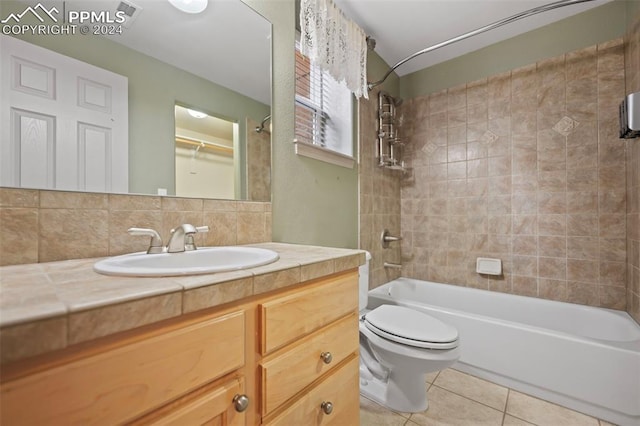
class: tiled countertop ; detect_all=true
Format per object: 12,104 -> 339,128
0,242 -> 365,364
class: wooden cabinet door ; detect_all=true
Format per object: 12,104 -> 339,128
0,311 -> 245,425
263,357 -> 360,426
131,376 -> 247,426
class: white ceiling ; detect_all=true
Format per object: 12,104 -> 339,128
334,0 -> 613,77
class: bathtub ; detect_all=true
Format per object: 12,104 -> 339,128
368,278 -> 640,426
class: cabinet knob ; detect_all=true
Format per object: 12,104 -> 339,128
233,394 -> 249,412
321,401 -> 333,415
320,351 -> 333,364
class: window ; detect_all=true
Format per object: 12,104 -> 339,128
294,40 -> 354,168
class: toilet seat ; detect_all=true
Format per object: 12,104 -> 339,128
363,305 -> 459,349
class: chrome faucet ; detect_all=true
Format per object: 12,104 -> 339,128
166,224 -> 209,253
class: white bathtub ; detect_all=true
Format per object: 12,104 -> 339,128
368,278 -> 640,426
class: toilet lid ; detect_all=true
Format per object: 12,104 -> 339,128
364,305 -> 459,349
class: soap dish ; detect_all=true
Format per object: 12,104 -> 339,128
476,257 -> 502,276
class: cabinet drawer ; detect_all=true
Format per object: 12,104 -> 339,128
260,313 -> 358,415
0,310 -> 245,425
131,376 -> 246,426
263,356 -> 360,426
259,271 -> 358,354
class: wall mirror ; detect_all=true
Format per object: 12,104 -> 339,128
0,0 -> 271,200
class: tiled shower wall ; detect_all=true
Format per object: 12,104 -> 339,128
399,39 -> 628,310
246,117 -> 272,202
359,87 -> 402,288
0,188 -> 271,266
625,11 -> 640,322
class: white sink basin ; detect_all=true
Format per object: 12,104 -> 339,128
93,246 -> 279,277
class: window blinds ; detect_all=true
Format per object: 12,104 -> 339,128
295,47 -> 334,148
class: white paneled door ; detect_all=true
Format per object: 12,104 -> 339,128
0,35 -> 128,193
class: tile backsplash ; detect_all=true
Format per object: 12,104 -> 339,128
0,188 -> 272,266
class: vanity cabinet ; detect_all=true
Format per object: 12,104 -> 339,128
0,310 -> 247,425
0,269 -> 360,426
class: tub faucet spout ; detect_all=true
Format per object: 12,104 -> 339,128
381,229 -> 402,248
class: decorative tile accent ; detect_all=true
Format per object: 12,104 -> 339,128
421,142 -> 438,155
552,116 -> 580,136
482,130 -> 499,144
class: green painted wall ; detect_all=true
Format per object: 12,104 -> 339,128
0,1 -> 269,196
248,0 -> 359,249
400,0 -> 630,99
627,0 -> 640,25
368,50 -> 401,98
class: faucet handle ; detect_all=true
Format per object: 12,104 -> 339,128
184,225 -> 210,251
128,227 -> 164,254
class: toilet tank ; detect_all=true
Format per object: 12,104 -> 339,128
359,251 -> 372,310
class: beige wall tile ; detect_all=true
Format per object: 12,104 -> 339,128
0,208 -> 39,266
391,39 -> 628,311
39,209 -> 109,262
0,188 -> 39,207
161,196 -> 203,211
203,199 -> 238,211
202,211 -> 238,246
109,194 -> 161,210
40,191 -> 108,209
109,210 -> 162,255
237,212 -> 268,244
1,188 -> 270,266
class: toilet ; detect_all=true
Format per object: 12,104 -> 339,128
358,253 -> 460,413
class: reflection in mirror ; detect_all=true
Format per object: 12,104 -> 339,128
174,105 -> 237,200
246,115 -> 271,202
0,0 -> 271,200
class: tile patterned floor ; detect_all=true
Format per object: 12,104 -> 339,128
360,368 -> 617,426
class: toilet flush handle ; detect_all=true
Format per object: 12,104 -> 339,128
320,351 -> 333,364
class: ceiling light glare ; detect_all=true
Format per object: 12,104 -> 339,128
187,108 -> 207,119
168,0 -> 207,14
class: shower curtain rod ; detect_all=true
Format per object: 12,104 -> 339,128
367,0 -> 599,91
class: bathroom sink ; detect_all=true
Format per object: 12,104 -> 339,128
93,246 -> 279,277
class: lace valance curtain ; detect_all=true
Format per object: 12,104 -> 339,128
299,0 -> 368,99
